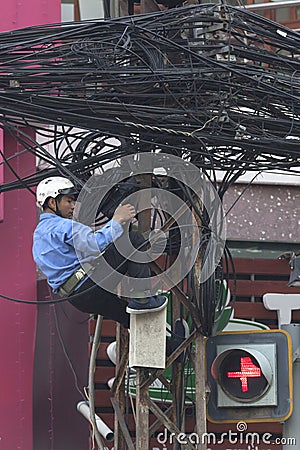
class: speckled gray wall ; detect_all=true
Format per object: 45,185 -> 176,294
222,184 -> 300,242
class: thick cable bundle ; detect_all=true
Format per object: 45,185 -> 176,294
0,4 -> 297,335
0,3 -> 300,193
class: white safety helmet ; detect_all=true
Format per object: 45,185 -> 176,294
36,176 -> 77,209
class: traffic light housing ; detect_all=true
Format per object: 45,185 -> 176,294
206,330 -> 293,423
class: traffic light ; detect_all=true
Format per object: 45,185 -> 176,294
206,330 -> 293,423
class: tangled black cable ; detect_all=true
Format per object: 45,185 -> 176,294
0,3 -> 300,194
0,2 -> 296,335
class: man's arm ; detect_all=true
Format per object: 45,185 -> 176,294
69,204 -> 136,257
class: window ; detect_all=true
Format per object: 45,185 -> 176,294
275,6 -> 290,22
61,0 -> 104,21
61,0 -> 74,21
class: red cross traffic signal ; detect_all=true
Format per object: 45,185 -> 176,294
227,356 -> 262,391
206,330 -> 293,422
215,347 -> 273,403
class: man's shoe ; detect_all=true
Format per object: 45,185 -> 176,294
126,295 -> 168,314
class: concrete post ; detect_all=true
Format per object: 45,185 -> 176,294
128,307 -> 167,368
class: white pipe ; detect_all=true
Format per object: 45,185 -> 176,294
77,401 -> 114,442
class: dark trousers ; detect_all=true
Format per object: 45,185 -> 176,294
69,231 -> 149,328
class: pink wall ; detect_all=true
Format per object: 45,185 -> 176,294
0,0 -> 61,32
0,138 -> 3,222
0,2 -> 60,450
0,133 -> 37,450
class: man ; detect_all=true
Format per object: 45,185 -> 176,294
32,176 -> 167,328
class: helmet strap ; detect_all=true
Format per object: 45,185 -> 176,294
54,198 -> 62,217
45,197 -> 62,216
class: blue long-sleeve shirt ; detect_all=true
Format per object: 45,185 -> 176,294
32,213 -> 123,292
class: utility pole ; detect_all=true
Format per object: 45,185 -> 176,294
99,1 -> 209,448
193,197 -> 207,450
135,172 -> 152,450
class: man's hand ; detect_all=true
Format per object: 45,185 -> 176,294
113,204 -> 136,225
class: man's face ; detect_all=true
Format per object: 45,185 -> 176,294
57,194 -> 76,219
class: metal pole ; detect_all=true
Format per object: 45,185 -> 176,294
194,335 -> 207,450
282,324 -> 300,450
113,324 -> 129,450
89,315 -> 105,450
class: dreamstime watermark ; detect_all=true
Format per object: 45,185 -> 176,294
73,152 -> 226,297
156,422 -> 297,448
